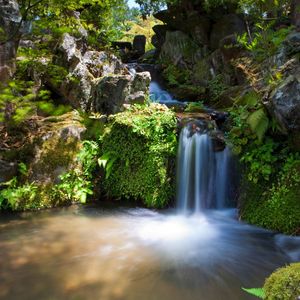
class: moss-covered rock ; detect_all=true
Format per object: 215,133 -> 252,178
100,104 -> 178,208
0,111 -> 87,211
240,162 -> 300,235
264,263 -> 300,300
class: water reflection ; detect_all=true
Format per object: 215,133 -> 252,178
0,205 -> 299,300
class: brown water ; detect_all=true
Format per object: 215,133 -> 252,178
0,205 -> 299,300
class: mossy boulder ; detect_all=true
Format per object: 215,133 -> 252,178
27,112 -> 85,184
240,162 -> 300,235
264,263 -> 300,300
100,104 -> 178,208
0,111 -> 86,211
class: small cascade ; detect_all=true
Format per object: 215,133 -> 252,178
149,81 -> 184,106
177,124 -> 232,213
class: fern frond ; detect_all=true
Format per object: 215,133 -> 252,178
247,108 -> 269,142
242,287 -> 265,299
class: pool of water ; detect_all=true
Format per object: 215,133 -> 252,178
0,204 -> 299,300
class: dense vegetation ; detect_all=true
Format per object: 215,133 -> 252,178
100,104 -> 177,207
1,0 -> 300,297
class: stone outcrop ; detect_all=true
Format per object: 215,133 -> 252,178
46,33 -> 151,114
133,35 -> 146,57
27,112 -> 85,184
0,159 -> 17,183
0,0 -> 22,82
91,71 -> 151,114
152,5 -> 247,101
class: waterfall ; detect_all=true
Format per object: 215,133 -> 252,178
149,81 -> 184,106
176,124 -> 232,213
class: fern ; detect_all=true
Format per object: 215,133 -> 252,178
247,108 -> 269,142
242,287 -> 265,299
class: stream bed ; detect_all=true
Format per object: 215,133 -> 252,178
1,204 -> 299,300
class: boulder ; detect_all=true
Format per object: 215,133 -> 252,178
160,31 -> 199,67
192,18 -> 210,46
91,71 -> 151,114
0,0 -> 22,82
111,41 -> 132,51
266,74 -> 300,148
45,33 -> 150,113
210,14 -> 246,50
0,159 -> 17,183
133,35 -> 146,56
152,25 -> 168,50
283,32 -> 300,56
27,112 -> 85,184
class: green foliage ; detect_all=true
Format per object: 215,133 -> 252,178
162,64 -> 191,86
237,24 -> 293,61
0,178 -> 39,210
241,138 -> 278,183
184,101 -> 205,112
208,74 -> 228,101
99,104 -> 177,208
247,108 -> 269,142
241,153 -> 300,234
0,140 -> 99,211
52,140 -> 99,204
264,263 -> 300,300
242,288 -> 265,299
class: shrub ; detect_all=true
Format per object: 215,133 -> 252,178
264,263 -> 300,300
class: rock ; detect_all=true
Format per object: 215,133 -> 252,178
45,33 -> 149,113
91,71 -> 151,114
111,41 -> 132,51
138,49 -> 157,63
133,35 -> 146,57
0,0 -> 22,82
210,14 -> 246,50
283,32 -> 300,56
82,50 -> 122,78
152,25 -> 168,49
266,74 -> 300,148
192,18 -> 210,46
55,33 -> 82,68
27,112 -> 85,184
160,31 -> 199,67
58,61 -> 93,111
0,159 -> 17,183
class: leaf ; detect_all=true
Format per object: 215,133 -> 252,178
247,108 -> 269,142
98,152 -> 112,168
105,157 -> 117,179
242,287 -> 265,299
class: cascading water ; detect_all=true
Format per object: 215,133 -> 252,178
149,81 -> 184,106
177,123 -> 232,213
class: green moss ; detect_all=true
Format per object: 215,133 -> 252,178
100,104 -> 177,208
240,161 -> 300,235
30,134 -> 81,180
264,263 -> 300,300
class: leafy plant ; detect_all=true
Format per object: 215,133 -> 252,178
242,287 -> 265,299
52,140 -> 100,204
184,101 -> 205,112
247,108 -> 269,142
0,178 -> 39,210
237,24 -> 292,61
99,103 -> 177,207
208,74 -> 228,100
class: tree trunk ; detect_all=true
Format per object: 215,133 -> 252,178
0,0 -> 22,84
291,0 -> 300,30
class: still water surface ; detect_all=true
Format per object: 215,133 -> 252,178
0,204 -> 299,300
